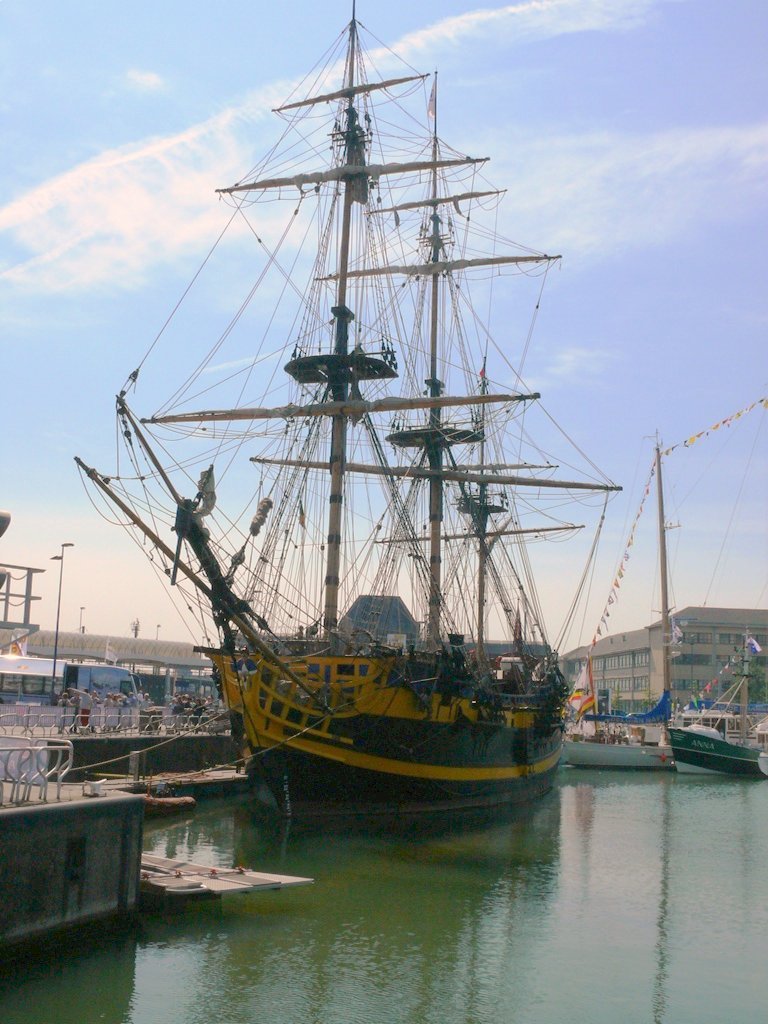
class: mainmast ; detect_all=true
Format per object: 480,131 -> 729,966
426,76 -> 444,650
383,77 -> 485,650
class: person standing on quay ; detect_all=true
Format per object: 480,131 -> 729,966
58,689 -> 77,733
68,687 -> 97,731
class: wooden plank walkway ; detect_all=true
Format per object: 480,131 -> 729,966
140,854 -> 313,901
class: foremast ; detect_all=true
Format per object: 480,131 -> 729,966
321,15 -> 361,643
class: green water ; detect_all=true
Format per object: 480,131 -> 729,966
2,770 -> 767,1023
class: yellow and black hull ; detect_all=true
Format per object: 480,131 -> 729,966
216,652 -> 564,815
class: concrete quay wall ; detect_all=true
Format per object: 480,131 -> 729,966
0,795 -> 143,951
57,733 -> 239,780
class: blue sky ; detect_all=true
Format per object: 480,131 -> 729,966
1,0 -> 766,648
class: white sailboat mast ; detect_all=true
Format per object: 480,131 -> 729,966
656,442 -> 672,694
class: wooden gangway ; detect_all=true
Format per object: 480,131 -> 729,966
140,854 -> 313,903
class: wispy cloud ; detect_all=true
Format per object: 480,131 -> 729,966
391,0 -> 661,58
0,83 -> 286,292
490,123 -> 768,256
124,69 -> 166,92
2,0 -> 763,294
527,344 -> 615,393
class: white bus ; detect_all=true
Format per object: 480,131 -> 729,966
0,654 -> 141,705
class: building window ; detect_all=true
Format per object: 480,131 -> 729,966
635,651 -> 649,667
685,632 -> 712,644
676,653 -> 713,667
618,654 -> 632,669
718,633 -> 741,646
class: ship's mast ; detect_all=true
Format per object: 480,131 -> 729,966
322,15 -> 361,642
739,637 -> 752,742
475,363 -> 489,662
425,75 -> 443,650
656,442 -> 672,695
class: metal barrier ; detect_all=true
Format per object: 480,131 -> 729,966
0,744 -> 35,802
0,703 -> 229,738
0,738 -> 74,803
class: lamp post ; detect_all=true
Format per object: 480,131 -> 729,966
51,543 -> 74,693
79,606 -> 85,633
156,624 -> 161,640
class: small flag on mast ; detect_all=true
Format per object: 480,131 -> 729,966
569,658 -> 596,720
427,80 -> 436,121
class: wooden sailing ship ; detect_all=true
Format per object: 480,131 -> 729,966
77,10 -> 620,815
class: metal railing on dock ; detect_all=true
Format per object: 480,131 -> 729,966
0,738 -> 74,804
0,704 -> 231,739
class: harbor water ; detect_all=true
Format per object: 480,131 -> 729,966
2,768 -> 767,1023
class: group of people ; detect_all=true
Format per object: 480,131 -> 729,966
57,687 -> 153,733
170,692 -> 214,723
55,687 -> 217,733
58,687 -> 98,732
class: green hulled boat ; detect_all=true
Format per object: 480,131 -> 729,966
669,638 -> 768,777
669,724 -> 768,777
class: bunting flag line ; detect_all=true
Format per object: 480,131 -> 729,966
582,392 -> 765,667
573,398 -> 764,709
584,457 -> 655,662
662,395 -> 767,456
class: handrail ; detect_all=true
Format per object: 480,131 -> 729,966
0,703 -> 231,738
0,739 -> 74,803
0,743 -> 37,803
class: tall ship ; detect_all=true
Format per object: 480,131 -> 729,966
77,10 -> 620,815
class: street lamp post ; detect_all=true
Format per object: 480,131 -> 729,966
79,606 -> 85,633
51,543 -> 74,694
156,624 -> 161,640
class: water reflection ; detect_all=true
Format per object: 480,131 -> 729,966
137,793 -> 564,1024
4,774 -> 767,1024
652,779 -> 671,1024
0,925 -> 137,1019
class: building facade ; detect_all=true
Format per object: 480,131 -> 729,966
562,607 -> 768,712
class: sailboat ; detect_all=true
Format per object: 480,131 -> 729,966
562,442 -> 674,769
76,10 -> 620,815
669,638 -> 768,777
